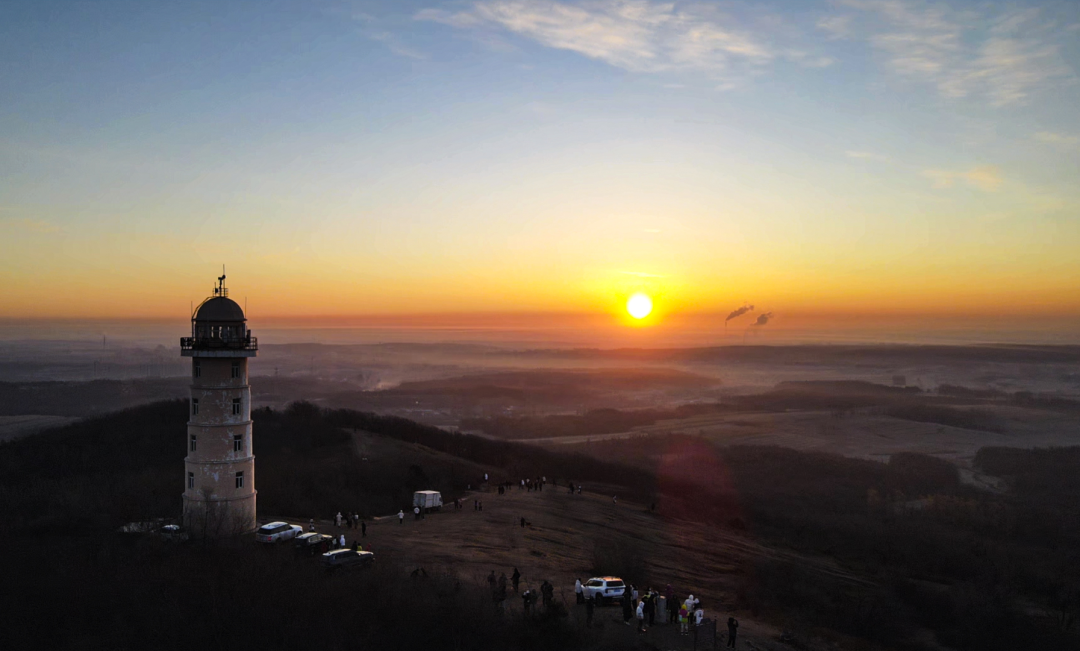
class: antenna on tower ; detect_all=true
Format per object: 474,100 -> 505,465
215,264 -> 227,297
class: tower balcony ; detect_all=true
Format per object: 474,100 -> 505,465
181,335 -> 258,357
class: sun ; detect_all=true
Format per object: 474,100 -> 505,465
626,293 -> 653,319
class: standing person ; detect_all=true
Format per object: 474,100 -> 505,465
668,593 -> 680,625
487,571 -> 497,593
339,534 -> 346,549
397,509 -> 404,524
308,518 -> 315,532
631,584 -> 639,602
636,599 -> 646,633
541,581 -> 554,609
361,520 -> 367,537
511,567 -> 521,593
727,617 -> 739,647
414,505 -> 420,520
522,589 -> 533,614
353,513 -> 360,529
645,589 -> 656,626
520,517 -> 526,529
585,596 -> 595,627
695,604 -> 704,628
474,499 -> 478,511
335,511 -> 342,527
575,578 -> 584,604
679,603 -> 689,635
621,590 -> 633,625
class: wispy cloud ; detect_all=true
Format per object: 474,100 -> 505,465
1034,131 -> 1079,148
845,150 -> 889,162
921,165 -> 1003,191
0,218 -> 62,234
365,31 -> 427,59
831,1 -> 1073,106
816,15 -> 852,39
417,1 -> 831,84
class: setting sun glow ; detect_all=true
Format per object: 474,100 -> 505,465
626,293 -> 653,320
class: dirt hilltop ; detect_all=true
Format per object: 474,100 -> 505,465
291,482 -> 864,650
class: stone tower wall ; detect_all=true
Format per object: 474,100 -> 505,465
183,356 -> 256,536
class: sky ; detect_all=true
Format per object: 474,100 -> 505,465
1,0 -> 1079,341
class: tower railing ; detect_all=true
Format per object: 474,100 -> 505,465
180,335 -> 258,352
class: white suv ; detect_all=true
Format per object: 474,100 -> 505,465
583,577 -> 626,604
255,521 -> 303,543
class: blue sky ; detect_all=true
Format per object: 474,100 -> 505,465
1,0 -> 1078,320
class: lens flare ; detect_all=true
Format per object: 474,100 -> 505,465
626,293 -> 653,319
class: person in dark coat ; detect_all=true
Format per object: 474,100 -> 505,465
644,588 -> 656,626
668,592 -> 679,624
541,580 -> 554,609
511,567 -> 521,592
621,590 -> 633,624
727,617 -> 739,647
361,520 -> 367,537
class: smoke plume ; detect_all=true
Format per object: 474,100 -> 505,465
751,312 -> 774,327
725,304 -> 755,324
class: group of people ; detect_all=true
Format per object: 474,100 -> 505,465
570,579 -> 739,645
485,568 -> 561,614
324,511 -> 367,537
307,532 -> 365,554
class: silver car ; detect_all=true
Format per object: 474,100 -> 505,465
255,521 -> 303,543
583,576 -> 626,604
322,549 -> 375,571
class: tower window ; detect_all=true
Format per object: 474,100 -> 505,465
190,435 -> 197,452
235,471 -> 244,489
192,398 -> 199,415
233,434 -> 243,452
231,361 -> 241,379
187,472 -> 194,489
193,360 -> 201,378
232,398 -> 241,415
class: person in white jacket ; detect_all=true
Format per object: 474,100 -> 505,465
397,510 -> 404,524
636,600 -> 646,632
339,534 -> 346,549
575,579 -> 584,604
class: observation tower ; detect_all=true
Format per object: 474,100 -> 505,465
180,272 -> 258,536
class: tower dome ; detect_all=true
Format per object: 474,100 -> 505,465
194,296 -> 245,322
181,273 -> 257,354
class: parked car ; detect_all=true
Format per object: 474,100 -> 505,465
582,576 -> 626,604
255,521 -> 303,543
293,532 -> 334,556
322,549 -> 375,571
160,524 -> 188,542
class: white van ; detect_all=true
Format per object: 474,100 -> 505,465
412,490 -> 443,511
